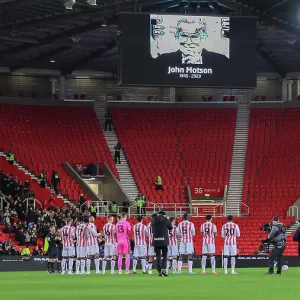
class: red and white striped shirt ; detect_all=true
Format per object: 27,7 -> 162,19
147,223 -> 152,246
76,223 -> 89,247
86,222 -> 100,246
169,226 -> 178,247
103,223 -> 116,244
178,220 -> 195,243
61,225 -> 75,247
200,222 -> 217,245
221,222 -> 240,245
133,223 -> 148,246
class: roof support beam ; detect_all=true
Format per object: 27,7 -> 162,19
257,44 -> 286,77
9,46 -> 70,72
60,39 -> 117,75
264,0 -> 292,13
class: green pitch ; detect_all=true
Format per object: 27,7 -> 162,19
1,269 -> 300,300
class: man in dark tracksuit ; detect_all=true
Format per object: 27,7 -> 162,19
293,224 -> 300,262
152,211 -> 173,276
267,216 -> 286,275
46,226 -> 62,273
114,142 -> 121,164
105,112 -> 112,131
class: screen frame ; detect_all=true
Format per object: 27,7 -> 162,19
118,12 -> 257,89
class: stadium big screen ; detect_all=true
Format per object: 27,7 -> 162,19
119,13 -> 257,88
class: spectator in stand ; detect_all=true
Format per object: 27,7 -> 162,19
7,150 -> 15,165
105,111 -> 112,131
51,171 -> 60,195
155,174 -> 163,191
32,246 -> 40,256
0,242 -> 4,255
89,202 -> 97,218
21,245 -> 31,258
24,180 -> 30,190
78,193 -> 86,213
3,209 -> 11,225
3,223 -> 12,234
40,170 -> 47,188
122,199 -> 130,213
114,142 -> 122,164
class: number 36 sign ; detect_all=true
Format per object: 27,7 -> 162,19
190,185 -> 224,198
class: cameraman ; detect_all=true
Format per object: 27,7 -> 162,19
267,216 -> 286,275
293,223 -> 300,262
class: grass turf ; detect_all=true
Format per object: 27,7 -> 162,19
1,268 -> 299,300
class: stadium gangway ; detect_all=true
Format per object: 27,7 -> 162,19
0,197 -> 8,211
224,202 -> 250,217
23,197 -> 42,210
288,206 -> 299,221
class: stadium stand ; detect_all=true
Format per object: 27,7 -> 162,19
242,108 -> 298,255
110,108 -> 237,210
0,103 -> 118,204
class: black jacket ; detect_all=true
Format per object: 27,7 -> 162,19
152,215 -> 173,247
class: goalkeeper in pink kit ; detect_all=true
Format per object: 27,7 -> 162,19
116,212 -> 132,274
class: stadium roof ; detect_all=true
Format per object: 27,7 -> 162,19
0,0 -> 300,77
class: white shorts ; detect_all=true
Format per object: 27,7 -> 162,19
179,242 -> 194,255
168,246 -> 179,257
86,244 -> 99,256
133,245 -> 147,257
148,245 -> 155,256
202,243 -> 216,255
223,245 -> 237,256
62,246 -> 75,257
76,246 -> 87,258
104,243 -> 116,257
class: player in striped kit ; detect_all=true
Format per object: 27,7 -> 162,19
61,218 -> 76,275
221,215 -> 240,275
147,214 -> 156,275
86,216 -> 101,274
178,213 -> 196,275
75,217 -> 90,274
200,215 -> 218,275
133,216 -> 148,274
102,216 -> 117,274
167,217 -> 179,274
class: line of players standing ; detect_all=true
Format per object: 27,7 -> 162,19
47,213 -> 240,275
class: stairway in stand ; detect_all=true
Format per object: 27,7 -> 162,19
226,104 -> 250,216
94,101 -> 139,202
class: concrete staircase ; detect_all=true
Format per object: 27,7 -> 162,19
94,101 -> 139,202
226,104 -> 250,216
0,152 -> 72,206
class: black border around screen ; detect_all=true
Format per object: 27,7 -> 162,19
119,13 -> 257,88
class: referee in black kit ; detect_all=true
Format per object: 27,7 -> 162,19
152,210 -> 173,276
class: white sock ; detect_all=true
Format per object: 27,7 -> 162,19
202,255 -> 207,272
61,259 -> 66,273
102,259 -> 107,272
167,259 -> 171,271
81,260 -> 86,273
172,259 -> 177,272
148,262 -> 153,271
133,259 -> 137,272
95,258 -> 100,272
224,257 -> 228,271
177,260 -> 183,271
211,256 -> 216,272
68,258 -> 74,272
111,259 -> 116,272
76,260 -> 80,273
141,259 -> 146,272
188,260 -> 193,272
86,259 -> 91,272
231,257 -> 236,272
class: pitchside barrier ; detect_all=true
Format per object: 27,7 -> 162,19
0,255 -> 298,272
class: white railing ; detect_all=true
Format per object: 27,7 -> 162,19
0,197 -> 8,211
288,206 -> 299,220
22,198 -> 42,210
224,202 -> 250,217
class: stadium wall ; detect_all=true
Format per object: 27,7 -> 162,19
0,74 -> 300,102
0,256 -> 298,272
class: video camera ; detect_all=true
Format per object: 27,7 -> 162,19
260,222 -> 272,233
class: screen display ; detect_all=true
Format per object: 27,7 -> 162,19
120,13 -> 257,88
